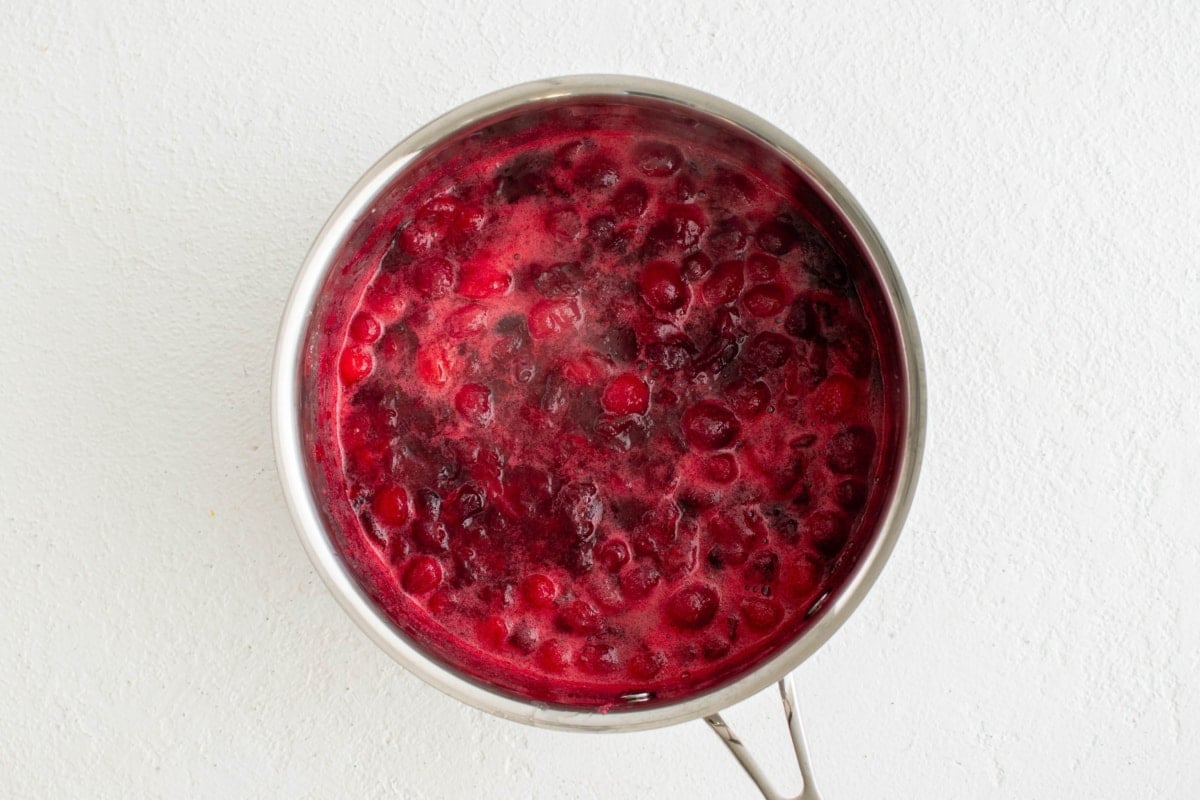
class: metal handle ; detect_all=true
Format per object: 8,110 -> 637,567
704,674 -> 823,800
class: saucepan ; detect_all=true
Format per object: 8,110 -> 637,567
272,75 -> 925,799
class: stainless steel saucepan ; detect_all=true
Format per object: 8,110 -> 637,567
272,75 -> 925,799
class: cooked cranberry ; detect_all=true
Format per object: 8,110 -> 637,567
402,556 -> 443,594
634,140 -> 683,177
597,538 -> 631,572
349,313 -> 382,343
743,284 -> 787,317
639,261 -> 690,313
454,383 -> 494,426
740,597 -> 784,630
665,583 -> 719,629
681,401 -> 741,451
522,574 -> 558,608
602,374 -> 650,415
826,426 -> 876,474
371,485 -> 410,526
755,219 -> 799,255
339,347 -> 373,384
613,181 -> 649,219
702,260 -> 744,305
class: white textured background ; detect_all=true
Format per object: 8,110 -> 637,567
3,1 -> 1198,798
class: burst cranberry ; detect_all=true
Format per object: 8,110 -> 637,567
803,510 -> 850,555
349,313 -> 382,343
644,205 -> 707,254
811,374 -> 860,419
577,641 -> 620,674
528,298 -> 583,339
454,383 -> 494,426
724,378 -> 770,418
415,345 -> 451,388
742,332 -> 793,372
557,599 -> 603,634
409,256 -> 457,298
575,154 -> 620,189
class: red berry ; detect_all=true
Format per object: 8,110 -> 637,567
702,453 -> 739,484
634,140 -> 683,177
681,401 -> 741,451
409,256 -> 457,298
707,218 -> 749,257
371,485 -> 410,526
597,539 -> 631,573
457,260 -> 511,298
665,583 -> 720,629
454,383 -> 494,426
724,378 -> 770,418
536,640 -> 571,673
743,284 -> 787,317
339,347 -> 373,385
746,253 -> 779,282
740,596 -> 784,630
681,252 -> 713,282
619,562 -> 661,599
577,641 -> 620,674
803,510 -> 850,555
628,650 -> 667,680
545,207 -> 582,240
522,574 -> 558,608
479,614 -> 509,648
415,345 -> 451,387
826,426 -> 876,474
401,556 -> 443,594
742,332 -> 793,372
574,154 -> 620,189
528,298 -> 583,339
811,374 -> 860,420
639,261 -> 690,312
613,181 -> 649,219
602,374 -> 650,415
644,205 -> 706,253
557,599 -> 603,634
702,260 -> 744,305
349,313 -> 382,343
755,219 -> 799,255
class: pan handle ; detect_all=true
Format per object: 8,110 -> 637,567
704,674 -> 823,800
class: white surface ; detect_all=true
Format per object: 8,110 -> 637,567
2,1 -> 1198,797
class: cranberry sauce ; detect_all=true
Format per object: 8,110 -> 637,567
309,107 -> 900,708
